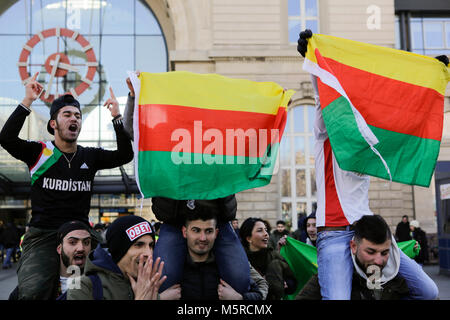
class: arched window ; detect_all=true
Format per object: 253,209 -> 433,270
279,103 -> 317,230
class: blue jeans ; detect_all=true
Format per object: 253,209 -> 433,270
398,250 -> 438,300
154,221 -> 250,294
3,247 -> 15,268
317,230 -> 439,300
317,230 -> 355,300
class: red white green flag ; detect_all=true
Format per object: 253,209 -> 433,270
129,71 -> 294,199
303,34 -> 450,187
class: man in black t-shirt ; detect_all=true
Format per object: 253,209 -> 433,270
0,72 -> 133,299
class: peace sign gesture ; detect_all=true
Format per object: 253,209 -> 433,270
103,86 -> 120,118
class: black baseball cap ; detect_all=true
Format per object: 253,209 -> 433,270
47,94 -> 81,135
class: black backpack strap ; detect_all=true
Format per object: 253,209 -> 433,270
88,273 -> 103,300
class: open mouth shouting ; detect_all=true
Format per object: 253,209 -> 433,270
69,123 -> 78,132
72,252 -> 86,266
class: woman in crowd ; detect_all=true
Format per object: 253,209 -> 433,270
239,217 -> 297,300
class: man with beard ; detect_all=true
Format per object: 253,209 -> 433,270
9,220 -> 94,300
0,72 -> 133,299
55,221 -> 93,298
67,215 -> 176,300
296,215 -> 410,300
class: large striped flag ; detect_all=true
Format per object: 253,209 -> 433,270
303,34 -> 450,187
129,71 -> 294,199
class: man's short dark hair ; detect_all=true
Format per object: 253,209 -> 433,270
276,220 -> 285,225
182,201 -> 219,227
354,215 -> 391,245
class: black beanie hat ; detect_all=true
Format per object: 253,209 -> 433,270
106,215 -> 155,264
57,220 -> 91,244
47,94 -> 81,135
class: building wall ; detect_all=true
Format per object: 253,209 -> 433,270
147,0 -> 445,233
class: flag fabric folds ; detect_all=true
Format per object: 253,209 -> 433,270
280,237 -> 318,300
280,237 -> 421,299
397,239 -> 420,259
303,34 -> 450,187
131,71 -> 294,200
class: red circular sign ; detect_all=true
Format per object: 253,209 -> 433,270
18,27 -> 98,103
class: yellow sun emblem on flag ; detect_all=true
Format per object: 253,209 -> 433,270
43,148 -> 53,157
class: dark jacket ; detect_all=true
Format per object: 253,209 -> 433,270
67,245 -> 133,300
296,271 -> 410,300
412,228 -> 429,264
181,253 -> 264,300
2,223 -> 19,249
245,248 -> 297,300
395,222 -> 412,242
268,229 -> 290,250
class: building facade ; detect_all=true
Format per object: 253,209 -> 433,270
0,0 -> 449,243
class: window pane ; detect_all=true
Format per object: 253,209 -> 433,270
306,19 -> 318,33
280,136 -> 291,166
296,169 -> 306,196
395,16 -> 401,49
295,137 -> 305,165
102,0 -> 134,34
311,167 -> 317,197
288,20 -> 301,43
288,0 -> 301,16
65,0 -> 102,35
100,36 -> 134,84
136,0 -> 163,35
424,22 -> 444,48
285,109 -> 292,133
282,202 -> 292,222
446,22 -> 450,48
410,19 -> 423,50
0,1 -> 27,34
0,36 -> 28,102
79,106 -> 100,141
297,202 -> 307,215
31,0 -> 66,34
293,107 -> 304,132
307,105 -> 315,132
281,169 -> 291,197
136,36 -> 167,72
309,136 -> 315,165
305,0 -> 318,17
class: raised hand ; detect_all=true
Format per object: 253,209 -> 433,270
297,29 -> 313,58
103,86 -> 120,118
126,70 -> 141,97
435,55 -> 449,67
129,254 -> 167,300
22,72 -> 44,107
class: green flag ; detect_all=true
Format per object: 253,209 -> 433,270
279,237 -> 318,300
280,237 -> 421,300
397,240 -> 420,259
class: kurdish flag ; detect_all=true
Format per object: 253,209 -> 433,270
280,237 -> 421,299
129,71 -> 294,199
303,34 -> 450,187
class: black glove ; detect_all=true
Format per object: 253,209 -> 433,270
435,55 -> 449,67
297,29 -> 313,57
